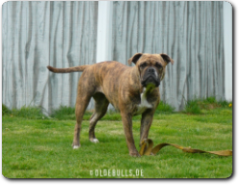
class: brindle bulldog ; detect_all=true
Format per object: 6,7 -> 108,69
47,53 -> 173,156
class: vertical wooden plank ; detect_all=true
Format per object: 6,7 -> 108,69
224,2 -> 232,101
3,2 -> 14,108
96,1 -> 113,62
36,1 -> 50,114
2,2 -> 8,107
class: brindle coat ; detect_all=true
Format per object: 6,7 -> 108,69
47,53 -> 173,156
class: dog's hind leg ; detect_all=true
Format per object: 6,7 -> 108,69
89,93 -> 109,143
72,74 -> 95,149
72,95 -> 91,149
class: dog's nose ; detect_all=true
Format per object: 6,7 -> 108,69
148,68 -> 155,73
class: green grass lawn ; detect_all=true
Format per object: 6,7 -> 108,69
2,100 -> 233,179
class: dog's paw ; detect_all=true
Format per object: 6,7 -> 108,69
90,138 -> 99,143
73,145 -> 80,149
129,151 -> 141,157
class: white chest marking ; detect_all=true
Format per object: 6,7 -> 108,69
136,88 -> 153,114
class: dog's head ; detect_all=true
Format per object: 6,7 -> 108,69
128,53 -> 174,88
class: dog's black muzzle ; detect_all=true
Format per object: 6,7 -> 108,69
141,68 -> 160,87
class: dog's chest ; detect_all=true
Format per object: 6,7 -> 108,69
134,90 -> 153,115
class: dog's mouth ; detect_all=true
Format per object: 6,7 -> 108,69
141,75 -> 160,87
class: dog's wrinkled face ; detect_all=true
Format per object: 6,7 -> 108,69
128,53 -> 174,88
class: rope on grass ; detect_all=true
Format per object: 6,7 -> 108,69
139,139 -> 232,156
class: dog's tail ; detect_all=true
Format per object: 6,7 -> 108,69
47,65 -> 89,73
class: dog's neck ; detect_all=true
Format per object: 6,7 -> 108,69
130,66 -> 144,93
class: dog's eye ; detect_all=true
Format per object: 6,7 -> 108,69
140,63 -> 147,68
155,63 -> 163,69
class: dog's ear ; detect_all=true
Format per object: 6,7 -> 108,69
128,53 -> 143,65
160,54 -> 174,64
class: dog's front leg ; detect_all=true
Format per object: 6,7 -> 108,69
121,112 -> 140,157
140,109 -> 155,146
